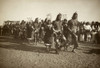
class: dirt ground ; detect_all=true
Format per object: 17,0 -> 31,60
0,36 -> 100,68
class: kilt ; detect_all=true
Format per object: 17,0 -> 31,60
44,34 -> 53,44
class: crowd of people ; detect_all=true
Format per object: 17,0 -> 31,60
0,12 -> 100,53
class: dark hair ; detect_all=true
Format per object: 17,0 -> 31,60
56,13 -> 62,21
44,18 -> 48,23
72,12 -> 78,19
64,19 -> 67,22
47,20 -> 51,24
20,20 -> 25,25
86,22 -> 90,25
34,18 -> 39,23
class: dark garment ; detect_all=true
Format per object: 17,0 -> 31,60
72,34 -> 78,48
2,25 -> 9,36
63,24 -> 69,39
44,25 -> 53,44
96,31 -> 100,44
84,30 -> 91,41
26,24 -> 33,38
13,24 -> 20,38
39,27 -> 45,41
0,27 -> 1,35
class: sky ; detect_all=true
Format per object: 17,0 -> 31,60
0,0 -> 100,25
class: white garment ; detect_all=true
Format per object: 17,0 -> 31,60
80,34 -> 84,41
84,25 -> 91,31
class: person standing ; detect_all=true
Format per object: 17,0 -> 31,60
44,20 -> 54,51
33,18 -> 41,45
68,12 -> 80,52
52,13 -> 63,54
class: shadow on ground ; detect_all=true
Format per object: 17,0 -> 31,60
83,49 -> 100,54
0,36 -> 55,54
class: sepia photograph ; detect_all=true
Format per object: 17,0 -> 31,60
0,0 -> 100,68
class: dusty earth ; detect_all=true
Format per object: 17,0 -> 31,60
0,36 -> 100,68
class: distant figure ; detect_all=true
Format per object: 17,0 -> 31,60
79,22 -> 85,42
96,23 -> 100,44
13,22 -> 20,38
26,22 -> 33,38
32,18 -> 41,45
39,20 -> 46,42
62,19 -> 68,39
68,12 -> 79,52
44,20 -> 53,51
84,22 -> 92,42
19,20 -> 26,40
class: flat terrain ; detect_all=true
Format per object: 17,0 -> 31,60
0,36 -> 100,68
